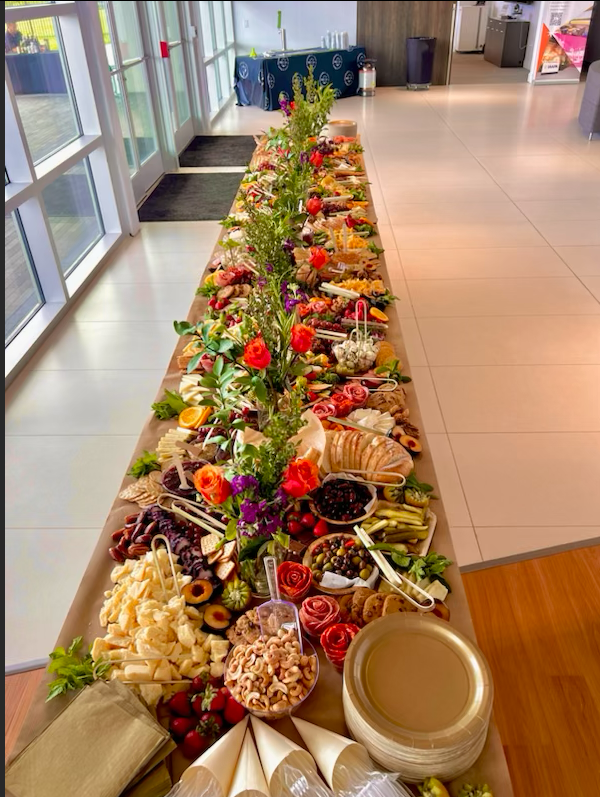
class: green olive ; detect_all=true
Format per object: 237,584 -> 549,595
352,556 -> 361,566
323,562 -> 333,572
359,568 -> 371,580
336,547 -> 346,557
315,553 -> 326,565
313,570 -> 322,581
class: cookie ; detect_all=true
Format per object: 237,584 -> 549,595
362,593 -> 386,624
337,594 -> 354,623
382,593 -> 407,615
351,587 -> 375,626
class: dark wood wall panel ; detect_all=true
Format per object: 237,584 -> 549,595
357,1 -> 454,86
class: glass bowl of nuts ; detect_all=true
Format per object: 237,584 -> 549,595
224,629 -> 319,720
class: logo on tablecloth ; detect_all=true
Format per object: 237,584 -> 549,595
344,70 -> 355,86
238,61 -> 249,79
306,54 -> 318,69
279,90 -> 290,101
258,69 -> 264,84
319,71 -> 330,85
267,73 -> 276,88
332,53 -> 343,70
357,52 -> 365,68
333,88 -> 342,99
264,95 -> 270,109
277,57 -> 289,71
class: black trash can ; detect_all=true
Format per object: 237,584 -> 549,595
406,37 -> 436,90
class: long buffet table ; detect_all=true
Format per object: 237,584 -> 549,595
9,141 -> 514,797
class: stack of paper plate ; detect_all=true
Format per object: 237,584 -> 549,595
342,613 -> 493,782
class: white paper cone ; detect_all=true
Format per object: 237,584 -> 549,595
181,717 -> 248,796
227,730 -> 270,797
250,717 -> 315,788
291,717 -> 371,791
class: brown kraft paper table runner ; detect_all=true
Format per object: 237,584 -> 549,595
9,150 -> 514,797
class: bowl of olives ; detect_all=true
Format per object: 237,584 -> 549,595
303,533 -> 377,595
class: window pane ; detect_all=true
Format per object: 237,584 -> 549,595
206,61 -> 219,115
224,1 -> 234,45
5,1 -> 53,6
111,0 -> 143,62
164,0 -> 181,43
111,73 -> 136,173
6,18 -> 81,164
170,45 -> 190,124
217,53 -> 230,100
97,2 -> 116,69
213,1 -> 225,51
42,159 -> 104,277
124,62 -> 158,165
5,212 -> 44,345
199,1 -> 214,59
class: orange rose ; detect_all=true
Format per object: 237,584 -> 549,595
290,324 -> 316,354
193,464 -> 231,504
281,458 -> 320,498
243,337 -> 271,369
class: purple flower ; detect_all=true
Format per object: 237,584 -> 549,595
240,498 -> 260,524
257,276 -> 267,288
231,474 -> 259,497
299,151 -> 309,165
265,263 -> 274,273
279,97 -> 292,116
280,280 -> 289,296
285,295 -> 300,313
282,238 -> 295,254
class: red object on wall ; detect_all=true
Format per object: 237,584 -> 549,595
160,41 -> 169,58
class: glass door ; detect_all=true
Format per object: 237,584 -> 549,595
100,1 -> 163,202
157,0 -> 194,154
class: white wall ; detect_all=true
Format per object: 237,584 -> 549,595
523,1 -> 543,72
232,1 -> 357,54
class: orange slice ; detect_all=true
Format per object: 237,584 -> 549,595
178,406 -> 209,430
370,307 -> 389,323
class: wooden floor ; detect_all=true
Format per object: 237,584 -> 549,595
5,546 -> 600,794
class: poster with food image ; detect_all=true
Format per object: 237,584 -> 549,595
534,1 -> 593,83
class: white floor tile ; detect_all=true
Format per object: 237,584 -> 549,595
27,321 -> 177,371
72,282 -> 198,322
5,370 -> 162,436
5,528 -> 101,668
449,527 -> 483,568
5,436 -> 136,528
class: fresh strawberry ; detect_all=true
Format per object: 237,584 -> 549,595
223,696 -> 247,725
300,512 -> 316,528
168,691 -> 192,717
170,715 -> 197,740
286,511 -> 302,524
313,518 -> 329,537
287,520 -> 303,536
199,711 -> 224,733
181,728 -> 209,759
307,390 -> 318,402
201,684 -> 226,712
191,674 -> 208,694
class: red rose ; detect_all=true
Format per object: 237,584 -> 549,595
320,623 -> 361,669
277,561 -> 312,603
243,337 -> 271,369
193,464 -> 231,505
309,151 -> 324,168
308,246 -> 330,271
306,197 -> 323,216
300,596 -> 341,636
290,324 -> 316,354
330,393 -> 354,418
281,458 -> 320,498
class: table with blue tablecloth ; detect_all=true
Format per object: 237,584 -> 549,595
234,47 -> 366,110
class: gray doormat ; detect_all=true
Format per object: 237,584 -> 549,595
138,173 -> 241,221
179,135 -> 256,167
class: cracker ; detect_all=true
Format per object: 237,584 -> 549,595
201,534 -> 221,556
215,560 -> 235,581
207,550 -> 223,566
363,593 -> 386,624
220,541 -> 237,562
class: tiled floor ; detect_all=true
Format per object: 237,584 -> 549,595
5,84 -> 600,668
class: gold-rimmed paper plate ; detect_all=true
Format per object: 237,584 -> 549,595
342,612 -> 493,781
